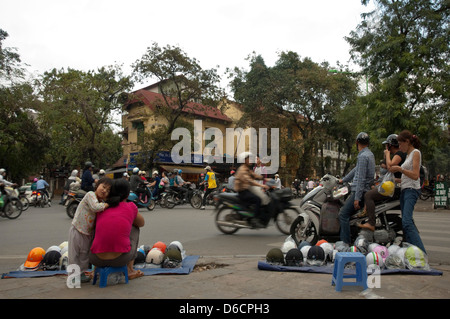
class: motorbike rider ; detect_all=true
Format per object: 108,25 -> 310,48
0,168 -> 17,196
338,132 -> 375,245
174,169 -> 189,203
234,152 -> 270,228
130,167 -> 148,201
200,166 -> 217,210
148,171 -> 161,199
360,134 -> 406,231
36,175 -> 51,205
81,161 -> 96,192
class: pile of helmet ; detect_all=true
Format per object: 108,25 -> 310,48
266,235 -> 430,272
134,240 -> 186,269
333,236 -> 430,271
265,236 -> 335,267
18,242 -> 69,271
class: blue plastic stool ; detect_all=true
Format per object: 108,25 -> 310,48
331,252 -> 368,292
92,266 -> 129,288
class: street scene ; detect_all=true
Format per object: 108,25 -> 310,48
0,196 -> 449,301
1,0 -> 449,309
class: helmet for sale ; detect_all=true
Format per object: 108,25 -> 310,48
316,239 -> 328,246
395,247 -> 407,264
300,245 -> 311,260
139,245 -> 151,256
354,236 -> 369,255
306,246 -> 326,266
146,248 -> 165,265
46,245 -> 61,254
285,248 -> 303,267
169,241 -> 184,252
266,248 -> 285,265
384,255 -> 405,269
59,251 -> 69,270
24,247 -> 46,269
334,241 -> 349,252
135,249 -> 146,264
366,252 -> 384,268
348,246 -> 359,253
388,244 -> 401,257
152,241 -> 167,254
319,243 -> 334,262
162,249 -> 183,268
373,245 -> 389,261
298,241 -> 311,250
368,243 -> 380,253
356,132 -> 370,145
41,250 -> 62,270
404,245 -> 429,270
382,134 -> 399,147
281,241 -> 297,254
58,241 -> 68,250
379,181 -> 395,197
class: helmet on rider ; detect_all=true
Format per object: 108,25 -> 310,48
132,167 -> 139,174
84,161 -> 93,169
237,152 -> 255,164
382,134 -> 399,148
356,132 -> 370,146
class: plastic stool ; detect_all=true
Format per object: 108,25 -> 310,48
92,266 -> 129,288
331,252 -> 368,292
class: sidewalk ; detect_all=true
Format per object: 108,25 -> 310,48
1,255 -> 449,299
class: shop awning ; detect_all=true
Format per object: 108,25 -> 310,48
159,165 -> 207,174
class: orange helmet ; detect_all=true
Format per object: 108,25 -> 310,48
24,247 -> 46,269
152,241 -> 167,253
316,239 -> 328,246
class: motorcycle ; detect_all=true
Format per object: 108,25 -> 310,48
214,180 -> 300,235
190,183 -> 226,209
289,174 -> 403,246
0,185 -> 23,219
420,184 -> 434,201
163,183 -> 196,209
128,183 -> 156,211
31,188 -> 51,208
65,189 -> 86,218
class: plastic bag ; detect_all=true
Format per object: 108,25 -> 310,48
378,172 -> 395,197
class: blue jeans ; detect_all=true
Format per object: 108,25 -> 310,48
400,188 -> 426,253
339,192 -> 360,245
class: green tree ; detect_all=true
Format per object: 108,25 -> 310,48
229,52 -> 360,178
0,28 -> 48,181
37,66 -> 132,169
346,0 -> 450,160
131,42 -> 226,169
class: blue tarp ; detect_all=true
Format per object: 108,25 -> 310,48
257,261 -> 443,276
1,255 -> 199,279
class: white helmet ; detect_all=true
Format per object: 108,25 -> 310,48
237,152 -> 255,163
132,167 -> 139,174
281,241 -> 297,254
146,248 -> 164,265
319,243 -> 334,262
366,252 -> 384,268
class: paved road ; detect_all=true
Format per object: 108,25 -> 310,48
0,197 -> 449,301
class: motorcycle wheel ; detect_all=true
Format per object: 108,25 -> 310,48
275,207 -> 300,235
4,198 -> 23,219
146,199 -> 156,211
20,197 -> 30,211
190,193 -> 203,209
215,207 -> 240,234
66,202 -> 78,219
289,215 -> 319,246
164,194 -> 176,209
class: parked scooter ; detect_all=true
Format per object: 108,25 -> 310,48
289,174 -> 403,246
214,180 -> 300,235
65,189 -> 86,219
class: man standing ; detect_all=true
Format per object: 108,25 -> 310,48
200,166 -> 217,210
338,132 -> 375,245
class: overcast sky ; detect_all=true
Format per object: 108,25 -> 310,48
1,0 -> 375,90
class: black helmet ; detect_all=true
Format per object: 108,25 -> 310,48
84,161 -> 93,169
356,132 -> 370,145
382,134 -> 399,147
285,248 -> 303,267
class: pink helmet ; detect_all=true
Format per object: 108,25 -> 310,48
373,245 -> 389,261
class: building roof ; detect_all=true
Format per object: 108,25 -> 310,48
128,89 -> 232,122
